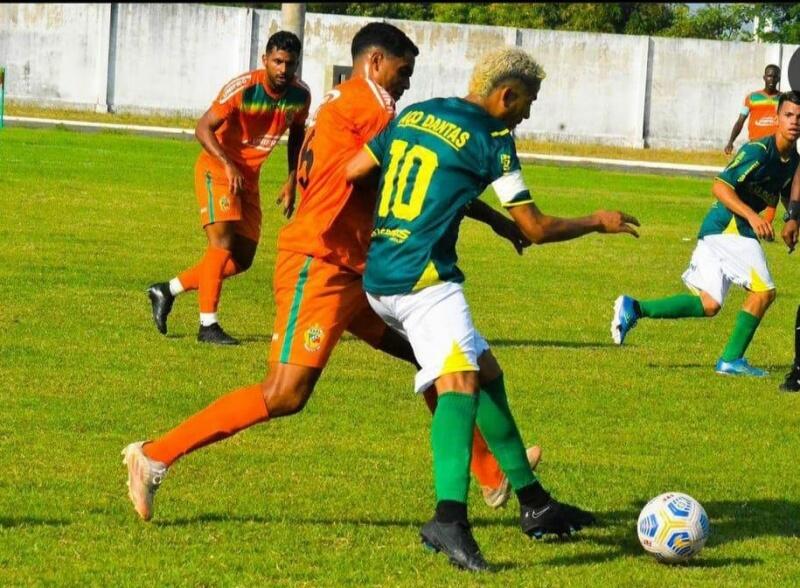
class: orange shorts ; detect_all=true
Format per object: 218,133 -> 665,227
269,250 -> 388,368
194,156 -> 262,242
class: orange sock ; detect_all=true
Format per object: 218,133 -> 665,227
177,256 -> 241,292
199,246 -> 232,313
144,384 -> 269,466
422,386 -> 504,488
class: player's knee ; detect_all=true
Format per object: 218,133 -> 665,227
702,299 -> 721,317
261,379 -> 312,417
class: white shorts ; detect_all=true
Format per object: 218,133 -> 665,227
681,234 -> 775,305
366,281 -> 490,393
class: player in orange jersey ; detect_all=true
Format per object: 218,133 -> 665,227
147,31 -> 311,345
725,64 -> 781,224
124,23 -> 539,523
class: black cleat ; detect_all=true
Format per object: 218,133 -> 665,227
521,498 -> 596,539
420,518 -> 489,572
197,323 -> 240,345
147,283 -> 174,335
780,367 -> 800,392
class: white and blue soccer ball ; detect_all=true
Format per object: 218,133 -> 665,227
637,492 -> 710,563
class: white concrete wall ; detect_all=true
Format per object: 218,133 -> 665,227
0,4 -> 111,111
646,37 -> 782,150
0,3 -> 796,150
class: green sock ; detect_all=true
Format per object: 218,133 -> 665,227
431,392 -> 477,503
475,375 -> 537,491
721,310 -> 761,362
639,294 -> 705,319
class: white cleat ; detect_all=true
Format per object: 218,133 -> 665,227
121,441 -> 167,521
481,445 -> 542,509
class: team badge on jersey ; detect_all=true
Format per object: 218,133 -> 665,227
219,196 -> 231,212
304,324 -> 325,352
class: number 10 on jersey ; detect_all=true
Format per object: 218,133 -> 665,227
377,140 -> 438,221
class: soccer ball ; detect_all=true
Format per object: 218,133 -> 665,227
637,492 -> 710,563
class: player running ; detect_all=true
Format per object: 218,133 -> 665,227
346,47 -> 640,571
123,23 -> 539,526
612,91 -> 800,377
147,31 -> 310,345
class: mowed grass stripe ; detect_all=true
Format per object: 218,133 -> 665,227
1,127 -> 800,586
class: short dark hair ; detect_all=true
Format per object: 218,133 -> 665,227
778,91 -> 800,112
351,22 -> 419,60
266,31 -> 302,55
765,64 -> 781,74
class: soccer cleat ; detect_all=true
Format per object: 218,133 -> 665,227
611,295 -> 639,345
121,441 -> 167,521
520,498 -> 596,539
147,283 -> 175,335
714,357 -> 768,378
481,445 -> 542,509
780,366 -> 800,392
197,323 -> 240,345
420,518 -> 489,572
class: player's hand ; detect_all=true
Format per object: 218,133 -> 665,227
276,173 -> 297,219
492,217 -> 532,255
724,143 -> 734,155
224,162 -> 245,196
748,213 -> 774,241
783,219 -> 799,253
594,210 -> 640,238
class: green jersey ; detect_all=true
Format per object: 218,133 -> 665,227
362,98 -> 532,295
698,135 -> 799,240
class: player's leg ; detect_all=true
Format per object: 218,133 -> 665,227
472,349 -> 595,539
611,239 -> 720,345
347,301 -> 540,508
123,362 -> 321,521
711,235 -> 775,376
193,220 -> 240,344
780,304 -> 800,392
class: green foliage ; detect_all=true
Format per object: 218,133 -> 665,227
749,3 -> 800,44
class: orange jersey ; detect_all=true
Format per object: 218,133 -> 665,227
277,77 -> 395,273
203,69 -> 311,174
743,91 -> 779,140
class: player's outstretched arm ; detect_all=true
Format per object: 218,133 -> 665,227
508,200 -> 639,245
345,149 -> 380,184
725,114 -> 747,155
711,179 -> 773,241
465,199 -> 531,255
275,124 -> 306,218
195,108 -> 245,195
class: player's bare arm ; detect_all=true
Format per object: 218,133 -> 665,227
276,122 -> 306,218
508,199 -> 640,244
195,108 -> 245,195
782,165 -> 800,252
711,179 -> 773,241
464,199 -> 531,255
725,114 -> 747,155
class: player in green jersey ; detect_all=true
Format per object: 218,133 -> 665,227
613,91 -> 800,378
346,47 -> 640,572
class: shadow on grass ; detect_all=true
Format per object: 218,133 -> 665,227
0,516 -> 71,528
488,339 -> 617,349
156,512 -> 429,528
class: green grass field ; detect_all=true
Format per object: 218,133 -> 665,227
2,127 -> 800,586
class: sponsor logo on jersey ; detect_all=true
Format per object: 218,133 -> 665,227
304,324 -> 324,352
218,74 -> 252,104
397,110 -> 470,150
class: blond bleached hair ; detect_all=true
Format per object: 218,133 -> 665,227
468,47 -> 546,97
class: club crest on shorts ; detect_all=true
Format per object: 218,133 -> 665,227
304,324 -> 324,352
219,196 -> 231,211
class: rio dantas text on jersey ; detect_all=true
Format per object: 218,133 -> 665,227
396,110 -> 471,150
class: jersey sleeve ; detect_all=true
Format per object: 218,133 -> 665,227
740,94 -> 751,117
365,118 -> 396,165
487,132 -> 533,208
716,142 -> 767,190
210,73 -> 251,119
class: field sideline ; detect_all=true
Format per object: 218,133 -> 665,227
1,127 -> 800,586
